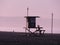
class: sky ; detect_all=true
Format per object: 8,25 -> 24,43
0,0 -> 60,33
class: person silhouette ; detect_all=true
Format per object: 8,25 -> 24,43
36,25 -> 42,34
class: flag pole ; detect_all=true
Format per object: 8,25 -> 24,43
25,7 -> 29,33
51,13 -> 53,34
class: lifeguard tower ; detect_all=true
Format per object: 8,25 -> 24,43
24,8 -> 45,36
24,16 -> 45,35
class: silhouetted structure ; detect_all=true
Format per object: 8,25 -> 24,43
24,16 -> 45,36
35,25 -> 45,34
51,13 -> 53,34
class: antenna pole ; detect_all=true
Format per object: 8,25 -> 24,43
27,7 -> 29,16
25,7 -> 29,32
51,13 -> 53,34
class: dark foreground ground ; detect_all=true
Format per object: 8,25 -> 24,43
0,31 -> 60,45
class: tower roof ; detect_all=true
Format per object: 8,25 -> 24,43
24,16 -> 40,18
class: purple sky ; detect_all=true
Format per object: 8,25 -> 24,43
0,0 -> 60,33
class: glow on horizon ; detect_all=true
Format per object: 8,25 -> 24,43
0,0 -> 60,33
